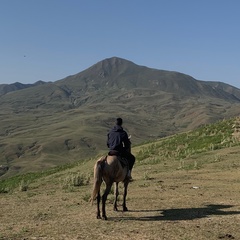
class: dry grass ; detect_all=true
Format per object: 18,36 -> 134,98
0,146 -> 240,240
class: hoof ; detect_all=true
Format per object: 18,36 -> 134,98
123,206 -> 128,212
97,215 -> 101,219
102,215 -> 108,220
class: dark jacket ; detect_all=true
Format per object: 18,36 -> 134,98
107,125 -> 130,152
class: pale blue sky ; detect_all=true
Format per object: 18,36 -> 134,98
0,0 -> 240,88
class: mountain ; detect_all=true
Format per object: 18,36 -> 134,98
0,80 -> 48,96
56,57 -> 240,101
1,57 -> 240,178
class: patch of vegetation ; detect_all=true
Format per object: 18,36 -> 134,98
61,172 -> 90,192
18,179 -> 29,192
136,118 -> 239,165
0,161 -> 84,193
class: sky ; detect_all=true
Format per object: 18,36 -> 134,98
0,0 -> 240,88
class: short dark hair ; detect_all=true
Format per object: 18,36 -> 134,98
116,118 -> 123,126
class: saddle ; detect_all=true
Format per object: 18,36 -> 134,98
108,150 -> 120,156
108,150 -> 129,169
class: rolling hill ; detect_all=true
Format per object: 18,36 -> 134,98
1,57 -> 240,178
1,116 -> 240,239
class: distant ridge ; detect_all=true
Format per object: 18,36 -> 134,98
0,80 -> 48,96
1,57 -> 240,100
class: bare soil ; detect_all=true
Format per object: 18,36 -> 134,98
0,147 -> 240,240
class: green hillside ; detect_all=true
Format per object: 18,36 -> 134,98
136,117 -> 240,165
1,116 -> 240,192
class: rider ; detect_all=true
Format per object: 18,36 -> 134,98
107,118 -> 135,179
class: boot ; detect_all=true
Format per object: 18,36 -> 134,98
127,170 -> 132,180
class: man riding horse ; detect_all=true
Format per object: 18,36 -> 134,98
107,118 -> 135,179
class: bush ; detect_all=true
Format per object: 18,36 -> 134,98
62,172 -> 90,190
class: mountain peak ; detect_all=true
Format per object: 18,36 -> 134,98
100,56 -> 134,66
87,57 -> 136,78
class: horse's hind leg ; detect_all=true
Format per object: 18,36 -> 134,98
113,182 -> 119,211
122,180 -> 129,212
96,192 -> 101,219
102,182 -> 113,220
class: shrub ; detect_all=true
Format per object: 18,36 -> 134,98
62,172 -> 90,190
19,180 -> 29,191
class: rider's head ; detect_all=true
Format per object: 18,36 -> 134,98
116,118 -> 123,126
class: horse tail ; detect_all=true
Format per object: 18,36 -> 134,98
91,156 -> 106,204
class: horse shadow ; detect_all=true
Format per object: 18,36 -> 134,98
110,204 -> 240,221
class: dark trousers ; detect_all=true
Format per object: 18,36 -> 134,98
121,151 -> 135,170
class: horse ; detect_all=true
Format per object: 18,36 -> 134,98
91,147 -> 131,220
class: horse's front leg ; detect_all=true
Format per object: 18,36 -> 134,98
122,180 -> 129,211
113,182 -> 119,211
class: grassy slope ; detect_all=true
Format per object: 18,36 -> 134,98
0,118 -> 240,192
1,117 -> 240,239
1,92 -> 240,179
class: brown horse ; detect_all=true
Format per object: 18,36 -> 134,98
91,151 -> 130,220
